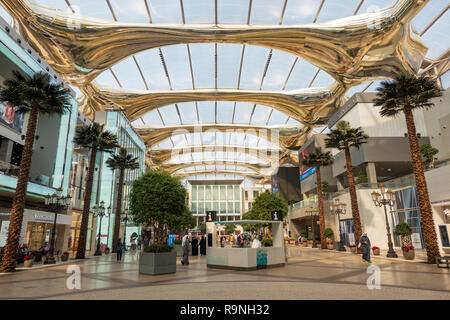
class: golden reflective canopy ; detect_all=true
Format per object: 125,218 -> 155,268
0,0 -> 431,179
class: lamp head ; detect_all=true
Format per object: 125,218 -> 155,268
371,191 -> 381,203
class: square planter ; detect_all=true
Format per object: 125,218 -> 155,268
327,244 -> 334,250
350,246 -> 357,253
139,251 -> 177,275
372,249 -> 380,256
173,244 -> 184,257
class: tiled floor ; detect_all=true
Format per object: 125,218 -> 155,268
0,248 -> 448,300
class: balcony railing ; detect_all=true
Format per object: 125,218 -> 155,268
291,159 -> 450,209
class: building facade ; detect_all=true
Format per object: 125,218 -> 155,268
0,16 -> 78,253
189,180 -> 242,225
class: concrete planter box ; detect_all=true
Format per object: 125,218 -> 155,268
139,251 -> 176,275
173,244 -> 183,257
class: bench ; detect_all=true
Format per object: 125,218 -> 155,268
435,256 -> 450,268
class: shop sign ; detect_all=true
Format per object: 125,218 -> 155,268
34,214 -> 54,222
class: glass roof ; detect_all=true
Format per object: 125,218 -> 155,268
1,0 -> 448,181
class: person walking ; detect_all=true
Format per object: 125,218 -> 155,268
360,232 -> 371,263
199,235 -> 206,255
181,231 -> 190,265
137,236 -> 142,250
191,236 -> 199,256
116,238 -> 123,262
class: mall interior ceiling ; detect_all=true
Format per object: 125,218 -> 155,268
0,0 -> 448,182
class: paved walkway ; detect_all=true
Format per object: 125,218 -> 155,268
0,248 -> 448,300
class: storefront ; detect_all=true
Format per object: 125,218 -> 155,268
0,208 -> 71,252
68,209 -> 95,253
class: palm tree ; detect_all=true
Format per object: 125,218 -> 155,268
302,147 -> 334,249
0,71 -> 72,272
73,122 -> 119,259
374,73 -> 442,263
106,147 -> 139,252
325,121 -> 368,252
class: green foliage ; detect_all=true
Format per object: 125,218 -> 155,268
420,144 -> 438,167
300,230 -> 307,237
324,228 -> 334,238
143,245 -> 173,253
373,73 -> 442,117
321,181 -> 329,193
129,170 -> 193,243
0,71 -> 72,115
394,222 -> 412,236
167,208 -> 196,233
242,192 -> 288,221
262,238 -> 273,247
173,239 -> 182,245
106,147 -> 140,171
302,147 -> 333,168
242,224 -> 258,232
224,224 -> 236,235
325,121 -> 369,151
197,221 -> 206,233
356,170 -> 368,184
74,122 -> 119,152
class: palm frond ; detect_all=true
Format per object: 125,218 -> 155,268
302,147 -> 333,167
373,73 -> 442,117
0,71 -> 71,115
107,147 -> 140,170
325,121 -> 368,150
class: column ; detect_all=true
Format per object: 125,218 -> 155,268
0,138 -> 13,163
336,176 -> 344,191
366,162 -> 377,186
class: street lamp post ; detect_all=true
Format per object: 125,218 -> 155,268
371,184 -> 398,258
305,206 -> 319,248
329,198 -> 347,252
122,208 -> 130,251
44,188 -> 71,264
92,201 -> 110,256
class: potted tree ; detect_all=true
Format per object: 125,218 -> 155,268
372,246 -> 380,256
324,228 -> 334,249
23,254 -> 34,268
395,222 -> 415,260
130,170 -> 194,275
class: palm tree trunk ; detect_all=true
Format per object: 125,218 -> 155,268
0,104 -> 39,272
404,107 -> 440,263
112,168 -> 124,252
344,145 -> 363,253
316,168 -> 327,249
75,146 -> 97,259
